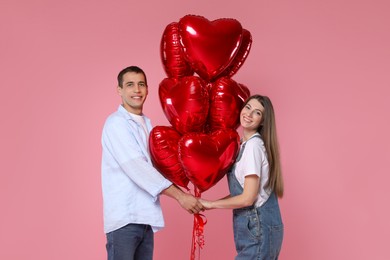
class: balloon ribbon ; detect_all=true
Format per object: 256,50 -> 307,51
190,213 -> 207,260
190,189 -> 207,260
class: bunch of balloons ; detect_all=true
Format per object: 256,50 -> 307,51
150,14 -> 252,194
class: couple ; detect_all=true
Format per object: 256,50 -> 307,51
101,66 -> 284,260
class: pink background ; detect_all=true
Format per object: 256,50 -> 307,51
1,0 -> 389,259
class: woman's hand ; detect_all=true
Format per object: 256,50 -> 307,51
199,198 -> 213,210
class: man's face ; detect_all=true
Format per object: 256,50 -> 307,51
117,72 -> 148,115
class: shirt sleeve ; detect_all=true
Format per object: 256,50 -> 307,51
102,115 -> 172,198
240,138 -> 265,178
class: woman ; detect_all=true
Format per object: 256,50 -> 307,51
200,94 -> 284,259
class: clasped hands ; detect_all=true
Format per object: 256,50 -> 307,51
179,193 -> 213,214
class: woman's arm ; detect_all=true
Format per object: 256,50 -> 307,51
200,175 -> 260,210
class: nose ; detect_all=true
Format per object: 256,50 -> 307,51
246,110 -> 255,117
133,85 -> 141,92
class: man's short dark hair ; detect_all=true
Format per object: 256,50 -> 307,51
117,66 -> 147,87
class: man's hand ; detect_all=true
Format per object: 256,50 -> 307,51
162,185 -> 204,214
177,192 -> 204,214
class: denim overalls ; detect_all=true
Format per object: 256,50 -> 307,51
228,135 -> 284,260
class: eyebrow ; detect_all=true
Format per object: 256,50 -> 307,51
247,104 -> 263,112
125,81 -> 145,85
247,104 -> 264,114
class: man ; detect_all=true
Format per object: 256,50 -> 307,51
101,66 -> 203,259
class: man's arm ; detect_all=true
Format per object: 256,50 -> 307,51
102,116 -> 172,197
162,185 -> 204,214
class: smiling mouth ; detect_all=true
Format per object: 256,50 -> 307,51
242,116 -> 252,123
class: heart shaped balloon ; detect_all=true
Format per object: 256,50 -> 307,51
218,29 -> 252,78
178,129 -> 240,192
178,15 -> 243,81
207,77 -> 251,131
149,126 -> 189,189
159,76 -> 209,134
161,22 -> 194,78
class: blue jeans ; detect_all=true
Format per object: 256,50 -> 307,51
106,223 -> 154,260
233,193 -> 284,260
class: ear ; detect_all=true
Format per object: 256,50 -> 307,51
117,85 -> 122,96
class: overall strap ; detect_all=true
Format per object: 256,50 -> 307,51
228,134 -> 261,198
236,134 -> 261,162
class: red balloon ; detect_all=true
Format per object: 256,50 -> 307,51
219,29 -> 252,78
178,129 -> 240,192
160,22 -> 194,78
159,76 -> 209,134
207,77 -> 251,131
149,126 -> 189,189
178,15 -> 243,81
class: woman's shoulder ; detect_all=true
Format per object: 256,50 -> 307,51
245,134 -> 266,156
247,134 -> 264,145
243,135 -> 263,151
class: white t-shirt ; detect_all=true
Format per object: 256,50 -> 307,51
129,113 -> 149,151
234,133 -> 271,208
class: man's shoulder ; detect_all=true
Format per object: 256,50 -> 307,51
103,109 -> 129,129
105,106 -> 128,121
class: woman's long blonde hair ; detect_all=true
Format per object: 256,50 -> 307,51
244,95 -> 284,198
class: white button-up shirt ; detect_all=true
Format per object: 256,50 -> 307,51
101,105 -> 172,233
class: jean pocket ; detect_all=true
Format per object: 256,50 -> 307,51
269,224 -> 284,258
246,214 -> 260,239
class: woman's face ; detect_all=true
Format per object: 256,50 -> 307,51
240,98 -> 265,132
